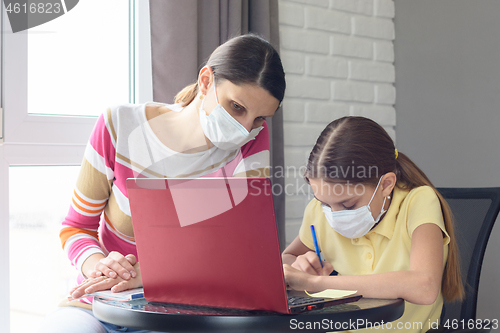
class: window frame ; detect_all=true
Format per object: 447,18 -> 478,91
0,1 -> 152,330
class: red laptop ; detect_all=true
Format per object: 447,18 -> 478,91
126,177 -> 360,314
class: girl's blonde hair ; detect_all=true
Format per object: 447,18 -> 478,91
305,116 -> 464,302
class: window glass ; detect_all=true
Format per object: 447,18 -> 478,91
27,0 -> 129,117
9,166 -> 80,333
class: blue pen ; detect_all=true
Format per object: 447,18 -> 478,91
310,225 -> 323,268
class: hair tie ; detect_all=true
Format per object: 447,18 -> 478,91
395,148 -> 399,160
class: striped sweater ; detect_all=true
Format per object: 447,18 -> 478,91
60,102 -> 270,303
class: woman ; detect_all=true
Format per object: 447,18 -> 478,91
283,116 -> 463,333
38,34 -> 285,333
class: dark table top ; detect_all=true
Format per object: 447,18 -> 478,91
93,297 -> 405,333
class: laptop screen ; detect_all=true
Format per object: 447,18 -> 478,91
127,177 -> 290,313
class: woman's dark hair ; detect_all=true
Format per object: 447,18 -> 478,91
305,116 -> 464,302
175,34 -> 286,105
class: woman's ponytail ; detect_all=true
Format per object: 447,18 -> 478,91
395,153 -> 465,302
174,82 -> 199,106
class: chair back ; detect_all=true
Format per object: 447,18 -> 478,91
437,187 -> 500,322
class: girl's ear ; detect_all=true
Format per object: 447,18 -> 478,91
198,66 -> 214,96
381,172 -> 397,197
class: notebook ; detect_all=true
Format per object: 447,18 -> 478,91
74,287 -> 145,302
126,177 -> 361,314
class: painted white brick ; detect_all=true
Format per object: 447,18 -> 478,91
375,84 -> 396,105
285,219 -> 303,245
333,81 -> 375,102
353,17 -> 395,40
305,7 -> 351,34
282,99 -> 305,122
350,105 -> 396,126
285,172 -> 312,196
331,36 -> 373,59
286,195 -> 309,219
329,0 -> 373,16
306,56 -> 348,79
283,0 -> 329,8
375,0 -> 395,18
284,123 -> 326,146
350,61 -> 395,83
279,2 -> 305,27
374,41 -> 394,62
285,163 -> 309,184
281,52 -> 305,74
383,126 -> 396,142
306,102 -> 350,123
279,0 -> 397,239
280,27 -> 330,54
284,147 -> 309,168
286,76 -> 331,100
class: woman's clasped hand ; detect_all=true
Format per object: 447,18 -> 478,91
69,254 -> 142,300
86,251 -> 137,280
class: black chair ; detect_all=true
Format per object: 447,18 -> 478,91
427,187 -> 500,333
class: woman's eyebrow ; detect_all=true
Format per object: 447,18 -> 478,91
313,195 -> 355,206
229,94 -> 276,118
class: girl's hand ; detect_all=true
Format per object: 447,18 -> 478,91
69,262 -> 142,300
291,251 -> 334,276
87,252 -> 137,280
284,264 -> 321,292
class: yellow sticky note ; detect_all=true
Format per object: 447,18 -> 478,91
305,289 -> 357,299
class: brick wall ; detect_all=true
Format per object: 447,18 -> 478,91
278,0 -> 396,245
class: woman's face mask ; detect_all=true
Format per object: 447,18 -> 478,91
320,177 -> 387,239
199,82 -> 263,151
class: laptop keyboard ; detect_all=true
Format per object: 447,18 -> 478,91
287,295 -> 326,306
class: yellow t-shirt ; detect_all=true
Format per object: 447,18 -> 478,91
299,185 -> 450,333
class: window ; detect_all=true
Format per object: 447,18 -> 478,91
9,166 -> 80,332
0,1 -> 152,331
27,0 -> 129,116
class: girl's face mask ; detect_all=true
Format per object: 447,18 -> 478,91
321,176 -> 387,239
199,82 -> 263,151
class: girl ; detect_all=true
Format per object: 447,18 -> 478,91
283,116 -> 463,333
38,34 -> 285,333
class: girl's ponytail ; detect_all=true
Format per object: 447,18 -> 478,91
174,82 -> 199,106
395,153 -> 465,302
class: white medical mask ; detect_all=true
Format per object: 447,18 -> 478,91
199,82 -> 263,151
322,177 -> 387,239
